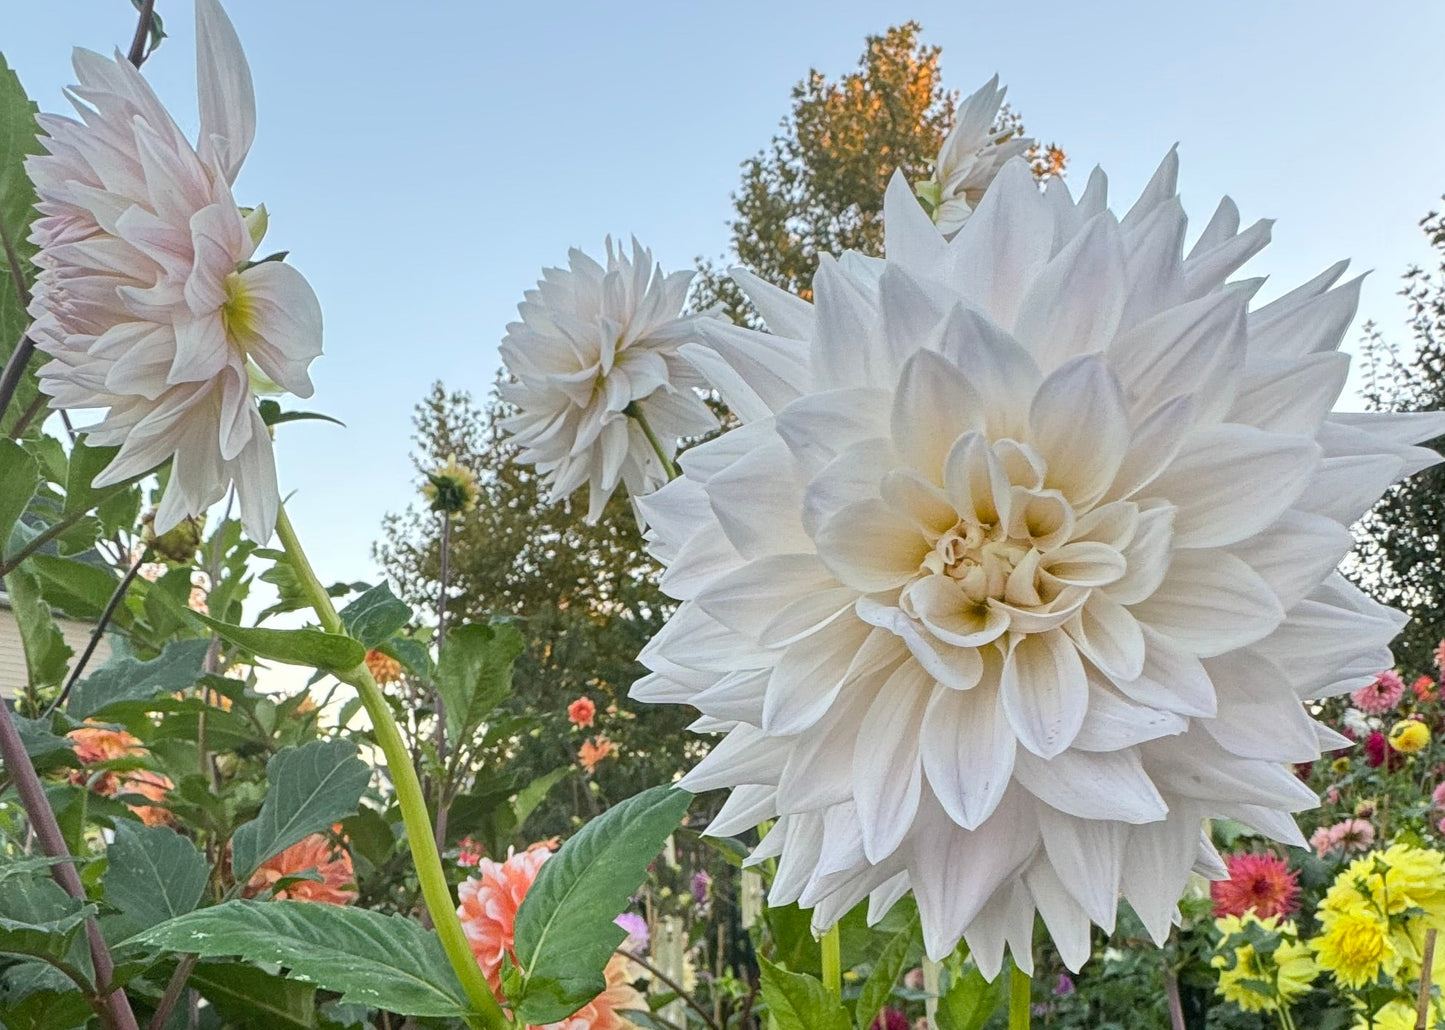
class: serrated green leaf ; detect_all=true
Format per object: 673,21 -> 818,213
181,600 -> 365,672
0,439 -> 38,553
189,960 -> 317,1029
436,621 -> 522,745
856,915 -> 918,1029
63,438 -> 125,517
230,739 -> 370,879
337,583 -> 411,648
130,900 -> 469,1018
67,638 -> 209,719
0,874 -> 95,963
513,766 -> 570,831
3,562 -> 72,688
935,963 -> 1003,1030
510,785 -> 692,1023
30,553 -> 118,621
11,712 -> 71,761
758,956 -> 852,1030
102,822 -> 208,931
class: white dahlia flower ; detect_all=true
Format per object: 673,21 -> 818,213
26,0 -> 322,542
917,76 -> 1035,235
634,151 -> 1445,975
499,238 -> 717,523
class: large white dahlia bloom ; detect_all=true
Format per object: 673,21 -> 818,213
27,0 -> 322,542
499,238 -> 718,523
634,152 -> 1445,975
918,76 -> 1034,236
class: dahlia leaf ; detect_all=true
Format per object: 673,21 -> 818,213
855,915 -> 919,1029
3,560 -> 71,689
758,956 -> 851,1030
102,822 -> 209,932
230,739 -> 370,879
935,963 -> 1003,1030
435,620 -> 523,746
62,438 -> 123,517
0,874 -> 95,964
67,638 -> 210,720
188,961 -> 317,1030
508,785 -> 692,1023
0,439 -> 37,553
129,901 -> 469,1018
154,588 -> 366,672
338,582 -> 412,649
29,554 -> 120,622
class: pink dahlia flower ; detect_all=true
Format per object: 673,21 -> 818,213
1210,851 -> 1300,919
1351,671 -> 1405,715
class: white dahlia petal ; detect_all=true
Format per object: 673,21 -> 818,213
634,130 -> 1432,972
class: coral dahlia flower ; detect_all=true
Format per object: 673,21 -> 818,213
578,735 -> 615,774
568,696 -> 597,728
634,143 -> 1443,975
500,238 -> 717,523
1210,851 -> 1300,919
26,0 -> 322,542
68,723 -> 173,825
244,831 -> 356,905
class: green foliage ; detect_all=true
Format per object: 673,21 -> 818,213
1355,204 -> 1445,669
131,900 -> 471,1018
230,739 -> 371,879
3,559 -> 72,690
856,915 -> 918,1028
758,956 -> 852,1030
0,52 -> 43,438
506,785 -> 692,1023
436,620 -> 523,745
337,582 -> 412,649
163,591 -> 366,672
0,873 -> 95,965
102,822 -> 208,931
29,553 -> 119,621
935,963 -> 1004,1030
0,438 -> 38,549
67,638 -> 210,720
188,960 -> 318,1030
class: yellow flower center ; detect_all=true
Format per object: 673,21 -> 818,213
221,272 -> 256,345
1334,919 -> 1386,968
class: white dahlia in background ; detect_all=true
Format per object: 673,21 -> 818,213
915,75 -> 1035,235
499,238 -> 718,523
634,149 -> 1445,976
26,0 -> 322,542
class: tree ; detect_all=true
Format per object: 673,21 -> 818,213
692,21 -> 1063,321
377,24 -> 1062,831
1353,203 -> 1445,672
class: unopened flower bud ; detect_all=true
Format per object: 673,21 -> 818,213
142,511 -> 206,564
423,453 -> 479,515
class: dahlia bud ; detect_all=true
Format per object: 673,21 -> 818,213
242,203 -> 269,247
142,511 -> 206,564
423,454 -> 479,516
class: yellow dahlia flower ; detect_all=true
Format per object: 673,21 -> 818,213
1212,913 -> 1317,1013
1353,997 -> 1443,1030
1388,719 -> 1430,755
1312,907 -> 1397,988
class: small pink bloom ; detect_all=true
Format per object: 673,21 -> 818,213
1331,818 -> 1375,853
903,967 -> 925,991
1433,782 -> 1445,809
1309,826 -> 1335,858
1436,638 -> 1445,674
1352,671 -> 1405,715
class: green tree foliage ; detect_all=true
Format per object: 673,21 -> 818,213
1354,204 -> 1445,671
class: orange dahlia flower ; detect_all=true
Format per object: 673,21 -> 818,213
568,696 -> 597,728
67,723 -> 173,825
244,832 -> 356,905
578,736 -> 615,774
365,649 -> 404,685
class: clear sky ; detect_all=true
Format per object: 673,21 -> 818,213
8,0 -> 1445,589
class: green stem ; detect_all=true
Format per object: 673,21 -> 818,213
625,402 -> 680,482
820,923 -> 842,1000
1009,963 -> 1031,1030
274,505 -> 508,1030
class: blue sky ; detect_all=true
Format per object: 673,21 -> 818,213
9,0 -> 1445,588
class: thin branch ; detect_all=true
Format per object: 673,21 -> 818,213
127,0 -> 158,68
619,949 -> 720,1030
45,550 -> 148,717
0,700 -> 141,1030
8,392 -> 47,440
1417,928 -> 1438,1030
147,954 -> 196,1030
430,513 -> 452,856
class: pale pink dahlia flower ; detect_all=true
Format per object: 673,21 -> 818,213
26,0 -> 322,541
634,142 -> 1443,975
1351,671 -> 1405,715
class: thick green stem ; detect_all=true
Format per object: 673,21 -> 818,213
625,402 -> 680,482
274,506 -> 507,1030
1009,963 -> 1031,1030
820,923 -> 842,1000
